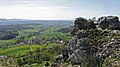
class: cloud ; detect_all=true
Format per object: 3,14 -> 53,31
22,0 -> 32,3
0,3 -> 112,20
56,6 -> 67,9
0,4 -> 69,20
38,6 -> 67,9
0,0 -> 119,20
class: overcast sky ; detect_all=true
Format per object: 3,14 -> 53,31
0,0 -> 120,20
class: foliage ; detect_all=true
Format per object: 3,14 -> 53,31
0,30 -> 19,40
0,43 -> 64,66
0,57 -> 18,67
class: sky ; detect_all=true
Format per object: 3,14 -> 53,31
0,0 -> 120,20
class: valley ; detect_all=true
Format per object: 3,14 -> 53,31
0,20 -> 72,67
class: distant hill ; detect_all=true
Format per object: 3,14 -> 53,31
0,19 -> 73,25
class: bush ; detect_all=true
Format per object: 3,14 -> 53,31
17,58 -> 23,66
45,61 -> 50,66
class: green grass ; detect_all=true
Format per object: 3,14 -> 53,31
0,39 -> 16,47
0,43 -> 63,67
0,42 -> 63,56
16,29 -> 39,38
0,45 -> 42,56
0,39 -> 15,43
42,30 -> 64,37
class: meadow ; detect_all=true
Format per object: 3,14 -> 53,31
0,21 -> 72,67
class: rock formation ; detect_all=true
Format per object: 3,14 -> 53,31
71,17 -> 96,36
51,16 -> 120,67
98,16 -> 120,30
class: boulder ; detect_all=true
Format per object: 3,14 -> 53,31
54,54 -> 63,62
69,49 -> 82,64
74,17 -> 87,29
74,17 -> 96,30
98,16 -> 120,30
71,17 -> 96,36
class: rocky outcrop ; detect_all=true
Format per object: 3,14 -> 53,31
71,17 -> 96,36
73,16 -> 120,66
51,16 -> 120,67
98,16 -> 120,30
74,17 -> 96,29
72,16 -> 120,31
68,16 -> 120,67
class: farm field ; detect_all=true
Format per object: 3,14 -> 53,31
0,20 -> 72,67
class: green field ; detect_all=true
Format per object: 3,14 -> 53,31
0,23 -> 72,67
0,43 -> 62,55
0,43 -> 64,67
0,45 -> 33,56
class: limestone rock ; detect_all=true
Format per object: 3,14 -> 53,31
53,16 -> 120,67
71,17 -> 96,36
98,16 -> 120,30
